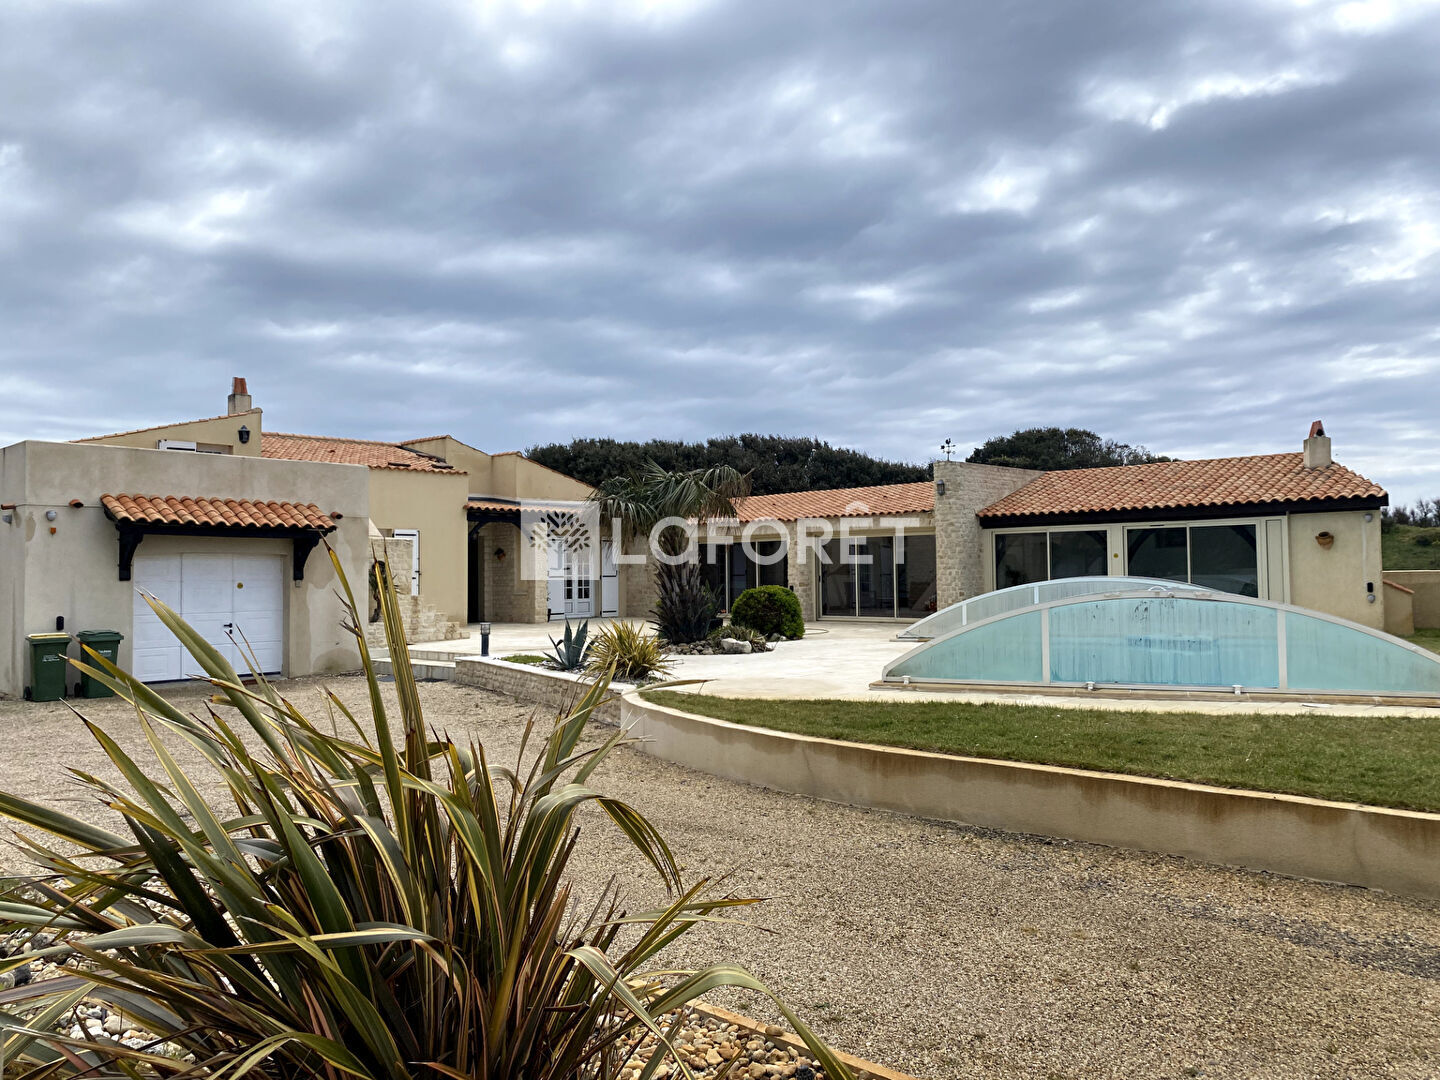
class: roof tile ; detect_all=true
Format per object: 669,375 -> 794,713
262,433 -> 463,473
101,494 -> 337,531
732,482 -> 935,521
979,453 -> 1385,519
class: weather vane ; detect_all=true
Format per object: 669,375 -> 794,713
940,438 -> 956,461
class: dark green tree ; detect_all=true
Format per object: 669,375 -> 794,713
966,427 -> 1172,471
528,435 -> 929,495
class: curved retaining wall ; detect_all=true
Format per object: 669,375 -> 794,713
621,692 -> 1440,900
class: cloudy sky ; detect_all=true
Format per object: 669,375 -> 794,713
3,0 -> 1439,501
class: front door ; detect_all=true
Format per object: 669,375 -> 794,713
547,537 -> 595,620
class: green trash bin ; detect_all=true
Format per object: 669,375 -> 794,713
76,630 -> 124,698
26,633 -> 71,702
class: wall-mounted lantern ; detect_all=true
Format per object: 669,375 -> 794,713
494,547 -> 507,562
935,479 -> 946,497
238,425 -> 251,445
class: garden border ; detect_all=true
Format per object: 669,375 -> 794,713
621,692 -> 1440,900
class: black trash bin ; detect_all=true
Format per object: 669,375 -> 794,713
26,633 -> 71,702
76,630 -> 124,698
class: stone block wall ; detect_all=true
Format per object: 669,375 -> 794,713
932,461 -> 1041,608
453,656 -> 621,724
476,522 -> 546,623
365,536 -> 463,645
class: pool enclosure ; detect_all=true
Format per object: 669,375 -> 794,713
897,576 -> 1210,640
884,581 -> 1440,700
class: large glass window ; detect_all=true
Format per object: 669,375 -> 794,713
995,532 -> 1048,588
1126,527 -> 1189,583
857,537 -> 895,617
1050,531 -> 1108,578
821,533 -> 936,617
1190,524 -> 1258,597
897,535 -> 938,618
1125,524 -> 1259,597
820,539 -> 855,616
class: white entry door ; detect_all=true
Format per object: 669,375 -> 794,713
547,537 -> 595,620
392,529 -> 421,595
132,553 -> 285,681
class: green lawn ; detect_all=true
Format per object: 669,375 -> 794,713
642,691 -> 1440,811
1383,524 -> 1440,570
1410,629 -> 1440,655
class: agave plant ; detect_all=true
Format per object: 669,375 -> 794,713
0,552 -> 851,1080
548,618 -> 591,671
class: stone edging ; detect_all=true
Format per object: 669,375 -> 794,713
621,692 -> 1440,900
453,657 -> 623,723
692,1004 -> 924,1080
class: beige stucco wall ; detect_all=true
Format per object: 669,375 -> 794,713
0,440 -> 369,698
1385,571 -> 1440,630
79,410 -> 263,457
366,468 -> 470,623
1287,509 -> 1385,629
932,461 -> 1042,607
400,439 -> 594,503
623,693 -> 1440,900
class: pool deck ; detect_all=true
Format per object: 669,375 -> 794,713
415,620 -> 1440,717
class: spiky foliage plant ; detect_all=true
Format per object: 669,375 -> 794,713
590,462 -> 749,644
548,618 -> 591,671
0,552 -> 850,1080
585,624 -> 673,684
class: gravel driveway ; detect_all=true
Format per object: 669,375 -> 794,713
3,677 -> 1440,1079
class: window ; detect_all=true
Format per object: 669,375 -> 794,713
820,533 -> 937,617
995,532 -> 1047,588
1190,524 -> 1258,597
702,540 -> 789,610
1125,523 -> 1259,597
1126,527 -> 1188,583
995,530 -> 1107,588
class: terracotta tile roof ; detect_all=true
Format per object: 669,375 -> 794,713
466,498 -> 588,514
75,409 -> 260,442
733,482 -> 935,521
101,494 -> 337,531
979,453 -> 1386,520
262,433 -> 463,473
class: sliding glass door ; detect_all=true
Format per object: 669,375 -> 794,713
821,534 -> 937,617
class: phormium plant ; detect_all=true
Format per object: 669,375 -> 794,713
0,551 -> 850,1080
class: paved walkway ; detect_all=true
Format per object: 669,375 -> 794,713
418,620 -> 1440,718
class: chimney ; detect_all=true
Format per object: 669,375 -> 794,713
227,376 -> 252,416
1303,420 -> 1331,469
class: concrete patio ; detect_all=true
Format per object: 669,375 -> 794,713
394,619 -> 1440,718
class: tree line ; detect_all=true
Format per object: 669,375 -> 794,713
527,427 -> 1174,495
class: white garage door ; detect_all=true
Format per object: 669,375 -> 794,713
132,553 -> 285,682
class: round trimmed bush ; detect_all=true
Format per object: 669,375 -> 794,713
729,585 -> 805,639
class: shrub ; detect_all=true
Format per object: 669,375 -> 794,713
587,621 -> 674,682
730,585 -> 805,639
653,571 -> 721,644
0,555 -> 850,1080
548,617 -> 590,670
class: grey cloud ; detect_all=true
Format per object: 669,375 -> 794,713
2,0 -> 1439,500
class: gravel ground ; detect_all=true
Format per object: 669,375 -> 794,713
4,677 -> 1440,1080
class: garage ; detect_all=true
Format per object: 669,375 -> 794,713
132,553 -> 285,682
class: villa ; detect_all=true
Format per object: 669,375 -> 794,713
0,378 -> 1390,698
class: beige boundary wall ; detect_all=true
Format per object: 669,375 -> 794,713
621,693 -> 1440,900
1386,570 -> 1440,630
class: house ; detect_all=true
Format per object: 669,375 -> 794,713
692,422 -> 1390,630
0,379 -> 630,699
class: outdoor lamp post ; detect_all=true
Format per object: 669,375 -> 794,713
479,622 -> 491,657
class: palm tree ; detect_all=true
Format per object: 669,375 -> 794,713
592,461 -> 749,643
